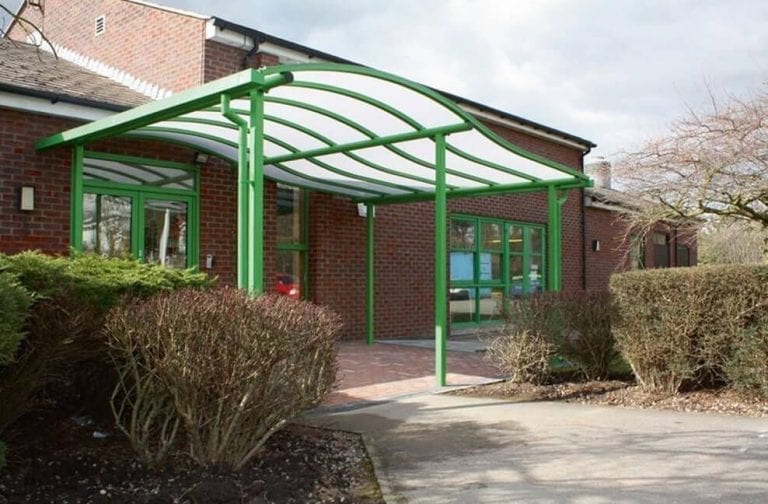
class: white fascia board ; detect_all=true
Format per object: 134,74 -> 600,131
0,91 -> 114,122
204,20 -> 328,64
205,19 -> 254,50
460,104 -> 590,152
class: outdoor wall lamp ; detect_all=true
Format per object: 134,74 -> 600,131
19,185 -> 35,211
193,152 -> 209,165
592,239 -> 601,252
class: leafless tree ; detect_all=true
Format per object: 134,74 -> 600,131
699,220 -> 766,264
616,85 -> 768,261
1,1 -> 57,58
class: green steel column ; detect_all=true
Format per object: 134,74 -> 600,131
221,95 -> 249,289
248,89 -> 266,294
546,185 -> 562,292
556,192 -> 568,291
434,133 -> 448,387
70,145 -> 85,251
365,202 -> 375,345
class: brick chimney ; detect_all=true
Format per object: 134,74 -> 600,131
585,157 -> 612,189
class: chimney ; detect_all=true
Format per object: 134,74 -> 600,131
585,157 -> 612,189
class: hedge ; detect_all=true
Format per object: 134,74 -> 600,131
610,264 -> 768,394
0,251 -> 214,434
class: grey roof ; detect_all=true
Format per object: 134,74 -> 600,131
585,185 -> 648,212
0,38 -> 149,110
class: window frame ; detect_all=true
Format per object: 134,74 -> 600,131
275,184 -> 310,300
450,214 -> 546,327
77,152 -> 200,268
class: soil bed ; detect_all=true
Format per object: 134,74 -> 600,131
455,379 -> 768,417
0,411 -> 383,504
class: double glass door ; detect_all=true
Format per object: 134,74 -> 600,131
82,190 -> 195,269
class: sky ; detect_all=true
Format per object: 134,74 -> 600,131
5,0 -> 768,160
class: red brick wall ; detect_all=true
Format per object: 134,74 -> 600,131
0,109 -> 74,254
0,107 -> 241,286
306,133 -> 587,340
9,0 -> 207,93
585,207 -> 699,291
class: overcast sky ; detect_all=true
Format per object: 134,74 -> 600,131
6,0 -> 768,159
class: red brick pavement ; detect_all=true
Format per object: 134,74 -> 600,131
324,341 -> 503,406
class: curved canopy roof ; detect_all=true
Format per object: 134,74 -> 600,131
37,63 -> 591,203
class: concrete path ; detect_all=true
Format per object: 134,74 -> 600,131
307,393 -> 768,503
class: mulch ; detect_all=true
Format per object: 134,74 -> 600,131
455,379 -> 768,417
0,410 -> 383,504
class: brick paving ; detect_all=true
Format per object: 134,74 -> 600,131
324,341 -> 503,406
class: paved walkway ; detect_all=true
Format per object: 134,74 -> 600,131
308,393 -> 768,504
324,341 -> 502,407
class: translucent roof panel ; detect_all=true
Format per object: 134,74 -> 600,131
37,63 -> 591,202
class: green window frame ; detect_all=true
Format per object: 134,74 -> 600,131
275,184 -> 309,299
74,151 -> 200,269
450,215 -> 546,326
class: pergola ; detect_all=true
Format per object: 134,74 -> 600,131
36,63 -> 591,385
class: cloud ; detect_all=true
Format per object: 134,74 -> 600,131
7,0 -> 768,158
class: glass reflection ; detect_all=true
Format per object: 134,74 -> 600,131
83,193 -> 132,257
276,250 -> 302,299
450,220 -> 475,249
450,287 -> 475,323
144,200 -> 188,269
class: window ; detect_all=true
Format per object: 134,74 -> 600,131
677,245 -> 691,267
276,184 -> 308,299
629,234 -> 645,270
450,216 -> 545,325
653,232 -> 670,268
79,153 -> 198,269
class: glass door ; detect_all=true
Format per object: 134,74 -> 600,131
142,199 -> 189,269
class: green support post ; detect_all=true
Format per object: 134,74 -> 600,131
546,185 -> 564,292
365,202 -> 375,345
434,133 -> 448,387
248,89 -> 266,294
70,145 -> 85,251
221,95 -> 250,289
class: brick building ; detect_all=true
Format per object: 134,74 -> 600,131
2,0 -> 695,345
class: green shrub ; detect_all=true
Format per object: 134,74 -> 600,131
610,265 -> 768,393
0,251 -> 213,434
107,288 -> 342,470
0,272 -> 33,366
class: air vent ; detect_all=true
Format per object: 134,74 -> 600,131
95,15 -> 106,36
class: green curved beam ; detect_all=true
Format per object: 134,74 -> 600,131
262,63 -> 590,182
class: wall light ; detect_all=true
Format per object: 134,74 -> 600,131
193,152 -> 209,165
20,185 -> 35,211
592,239 -> 601,252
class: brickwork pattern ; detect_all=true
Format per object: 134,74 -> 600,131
585,207 -> 699,291
9,0 -> 206,93
325,342 -> 502,406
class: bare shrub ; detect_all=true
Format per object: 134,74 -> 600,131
557,291 -> 617,381
494,292 -> 617,381
487,300 -> 556,385
107,288 -> 342,470
487,330 -> 554,384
